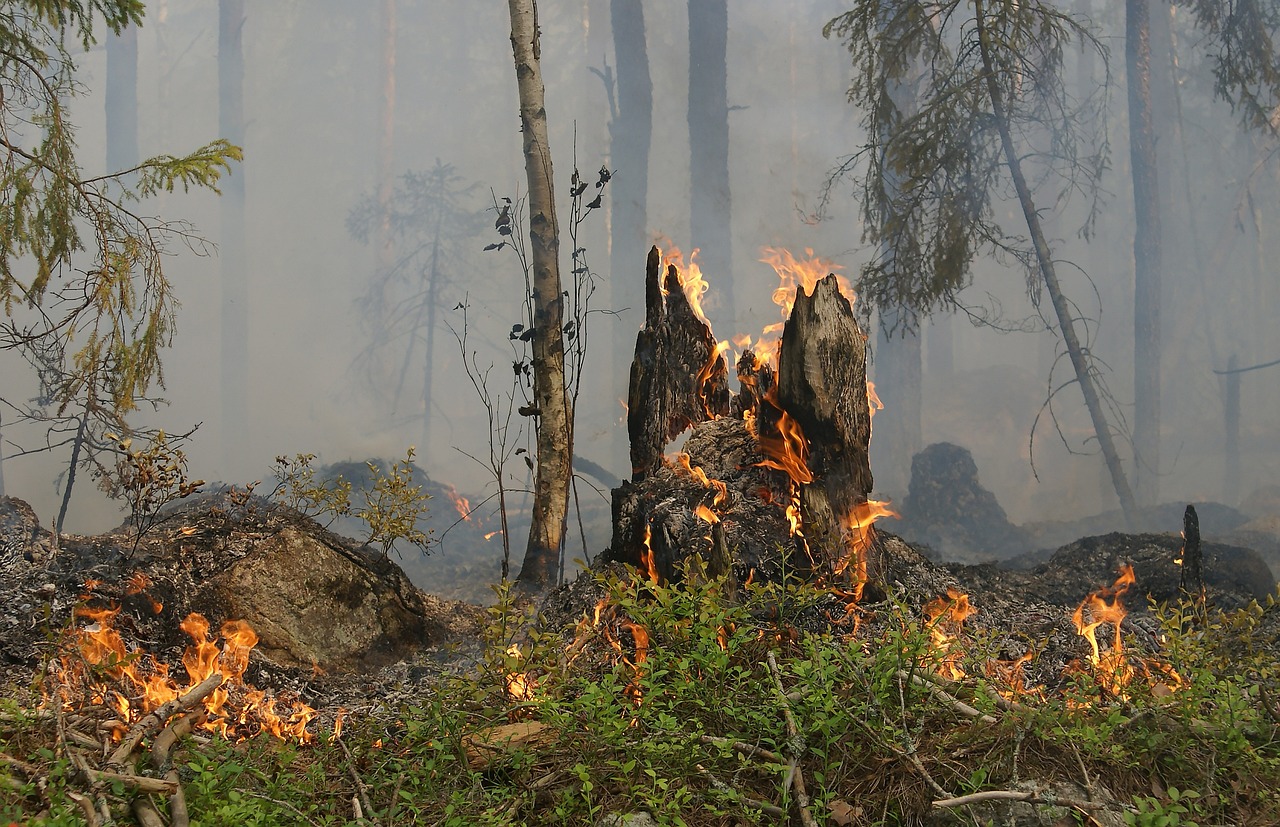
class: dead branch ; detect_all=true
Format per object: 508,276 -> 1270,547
82,765 -> 178,794
696,763 -> 785,819
108,671 -> 224,768
766,651 -> 818,827
932,788 -> 1110,810
898,669 -> 997,724
699,734 -> 784,764
338,733 -> 381,827
150,709 -> 207,771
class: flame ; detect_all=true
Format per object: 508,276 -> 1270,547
1071,565 -> 1137,697
695,504 -> 720,524
755,247 -> 852,360
661,245 -> 712,324
674,453 -> 729,509
755,407 -> 814,485
833,500 -> 899,597
986,653 -> 1040,701
620,621 -> 649,707
444,486 -> 472,522
483,530 -> 502,541
640,522 -> 659,584
53,605 -> 315,742
503,644 -> 536,701
923,588 -> 975,680
867,381 -> 883,420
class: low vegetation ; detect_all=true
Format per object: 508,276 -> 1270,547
3,564 -> 1278,826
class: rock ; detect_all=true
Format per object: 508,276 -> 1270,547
204,526 -> 467,671
897,443 -> 1031,564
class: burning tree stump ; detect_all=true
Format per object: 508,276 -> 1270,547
774,274 -> 874,580
628,246 -> 730,480
609,253 -> 883,593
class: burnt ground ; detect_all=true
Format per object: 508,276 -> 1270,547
2,491 -> 1277,729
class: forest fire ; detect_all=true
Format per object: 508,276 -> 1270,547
51,602 -> 316,743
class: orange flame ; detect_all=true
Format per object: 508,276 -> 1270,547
444,486 -> 472,522
661,246 -> 712,324
755,408 -> 814,485
640,522 -> 659,584
55,605 -> 315,742
1071,565 -> 1137,697
755,247 -> 852,361
503,644 -> 536,701
923,588 -> 975,680
833,500 -> 899,600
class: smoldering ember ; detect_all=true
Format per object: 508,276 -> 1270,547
3,2 -> 1280,826
2,245 -> 1278,826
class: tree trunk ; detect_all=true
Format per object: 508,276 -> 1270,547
1128,0 -> 1162,507
105,22 -> 138,174
974,0 -> 1138,524
609,0 -> 653,475
507,0 -> 572,593
687,0 -> 733,330
219,0 -> 248,469
871,313 -> 921,500
628,247 -> 729,480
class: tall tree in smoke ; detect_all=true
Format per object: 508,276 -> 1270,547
608,0 -> 653,474
1128,0 -> 1162,507
688,0 -> 733,328
825,0 -> 1140,522
506,0 -> 572,593
219,0 -> 248,464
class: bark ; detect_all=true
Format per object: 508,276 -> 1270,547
105,22 -> 138,173
507,0 -> 572,593
219,0 -> 248,464
1128,0 -> 1162,507
627,247 -> 730,480
688,0 -> 733,329
973,0 -> 1138,524
775,276 -> 874,577
609,0 -> 653,473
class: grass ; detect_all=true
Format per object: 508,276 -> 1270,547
3,564 -> 1279,826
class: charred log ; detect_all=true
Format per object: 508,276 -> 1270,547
628,246 -> 729,480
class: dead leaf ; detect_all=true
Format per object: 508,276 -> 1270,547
828,798 -> 862,825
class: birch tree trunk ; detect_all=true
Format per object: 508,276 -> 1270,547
507,0 -> 572,593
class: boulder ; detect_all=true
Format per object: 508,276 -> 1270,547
897,443 -> 1031,563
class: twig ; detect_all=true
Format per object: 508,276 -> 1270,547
985,685 -> 1033,715
338,732 -> 381,826
246,793 -> 324,827
897,669 -> 997,724
933,788 -> 1110,810
699,735 -> 784,765
766,652 -> 818,827
882,738 -> 953,800
0,751 -> 42,777
108,671 -> 224,768
696,763 -> 785,818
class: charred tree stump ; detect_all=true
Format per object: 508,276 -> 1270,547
628,246 -> 729,481
1180,504 -> 1204,602
774,275 -> 874,581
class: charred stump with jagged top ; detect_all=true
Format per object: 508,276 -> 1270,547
608,250 -> 878,590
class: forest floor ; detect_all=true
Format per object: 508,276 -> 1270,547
1,497 -> 1279,826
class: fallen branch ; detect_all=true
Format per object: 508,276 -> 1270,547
82,765 -> 178,794
897,669 -> 996,724
696,763 -> 785,819
150,709 -> 207,771
933,788 -> 1110,810
109,671 -> 224,768
985,686 -> 1033,716
767,651 -> 818,827
131,796 -> 165,827
699,734 -> 784,765
338,732 -> 381,827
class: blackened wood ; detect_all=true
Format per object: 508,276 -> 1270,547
627,246 -> 729,479
1180,504 -> 1204,600
730,348 -> 774,419
775,275 -> 874,574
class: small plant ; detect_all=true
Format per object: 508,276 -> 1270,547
99,429 -> 204,550
271,453 -> 352,523
356,447 -> 431,558
1125,787 -> 1201,827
